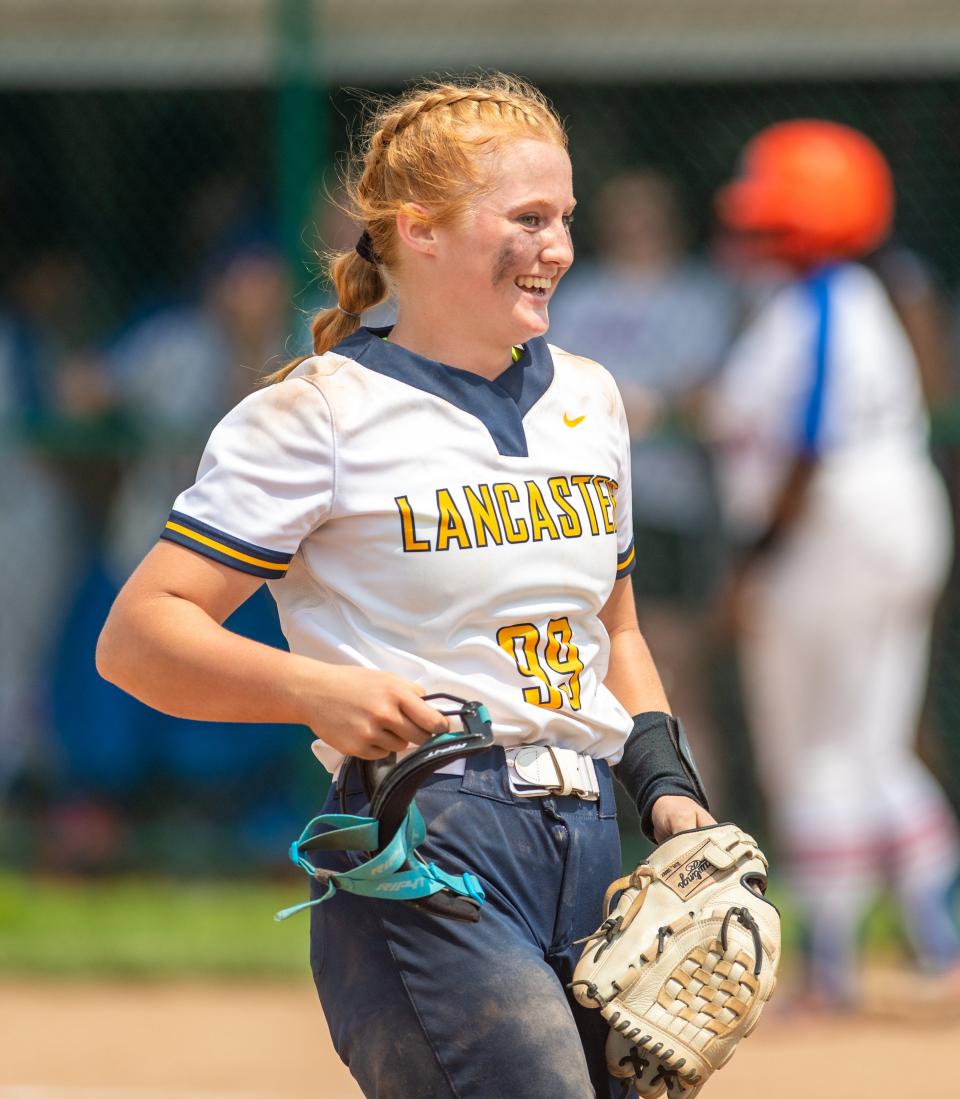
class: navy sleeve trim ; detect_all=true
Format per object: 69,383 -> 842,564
616,537 -> 636,578
161,511 -> 292,579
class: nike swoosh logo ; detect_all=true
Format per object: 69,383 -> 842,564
563,413 -> 586,427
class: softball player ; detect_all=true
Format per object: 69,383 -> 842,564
708,120 -> 960,1009
97,76 -> 712,1097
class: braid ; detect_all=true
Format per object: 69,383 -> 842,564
269,74 -> 565,384
370,85 -> 553,162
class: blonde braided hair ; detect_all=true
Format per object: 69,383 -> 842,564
269,74 -> 566,382
368,84 -> 556,160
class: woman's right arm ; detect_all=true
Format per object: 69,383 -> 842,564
96,540 -> 447,758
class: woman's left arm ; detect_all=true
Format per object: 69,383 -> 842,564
599,577 -> 716,841
598,577 -> 670,715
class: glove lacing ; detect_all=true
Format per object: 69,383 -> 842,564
615,1036 -> 702,1097
720,905 -> 764,976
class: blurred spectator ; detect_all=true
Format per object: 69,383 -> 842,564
0,246 -> 113,805
106,228 -> 291,574
42,226 -> 310,871
708,120 -> 960,1011
178,174 -> 264,285
549,169 -> 739,803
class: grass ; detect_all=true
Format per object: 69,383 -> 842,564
0,872 -> 311,979
0,870 -> 910,980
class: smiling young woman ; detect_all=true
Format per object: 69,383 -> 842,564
96,75 -> 712,1099
273,78 -> 575,382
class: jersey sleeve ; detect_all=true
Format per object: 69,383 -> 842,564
160,377 -> 334,579
613,385 -> 636,581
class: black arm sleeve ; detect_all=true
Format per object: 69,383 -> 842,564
612,711 -> 710,841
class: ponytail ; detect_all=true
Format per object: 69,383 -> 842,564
267,245 -> 388,383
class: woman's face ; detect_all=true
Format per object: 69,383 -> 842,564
433,137 -> 575,346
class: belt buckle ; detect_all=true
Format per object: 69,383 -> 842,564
549,747 -> 599,801
505,745 -> 599,801
505,746 -> 553,797
574,752 -> 600,801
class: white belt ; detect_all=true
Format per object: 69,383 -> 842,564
505,745 -> 600,800
364,745 -> 600,800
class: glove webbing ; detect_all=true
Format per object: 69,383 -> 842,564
274,803 -> 485,921
601,933 -> 765,1096
646,938 -> 761,1046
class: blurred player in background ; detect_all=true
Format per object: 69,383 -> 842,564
549,170 -> 739,802
707,119 -> 960,1010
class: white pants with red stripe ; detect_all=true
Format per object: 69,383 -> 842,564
738,462 -> 960,998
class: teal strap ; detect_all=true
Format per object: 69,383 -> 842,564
275,803 -> 485,921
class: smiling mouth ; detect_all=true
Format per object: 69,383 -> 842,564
515,275 -> 553,297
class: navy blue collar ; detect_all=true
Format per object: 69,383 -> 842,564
332,326 -> 554,457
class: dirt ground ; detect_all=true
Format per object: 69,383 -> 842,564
0,978 -> 956,1099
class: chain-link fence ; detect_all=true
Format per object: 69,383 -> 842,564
3,1 -> 960,872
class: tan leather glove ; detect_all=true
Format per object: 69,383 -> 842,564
571,824 -> 781,1096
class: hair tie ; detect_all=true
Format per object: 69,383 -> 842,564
355,230 -> 381,265
337,304 -> 361,318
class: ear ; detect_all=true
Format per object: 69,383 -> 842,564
395,203 -> 438,256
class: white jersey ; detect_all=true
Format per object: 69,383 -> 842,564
163,327 -> 636,772
707,262 -> 938,546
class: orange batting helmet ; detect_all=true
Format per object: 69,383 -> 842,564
716,119 -> 894,264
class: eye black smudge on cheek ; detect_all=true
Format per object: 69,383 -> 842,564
492,240 -> 521,287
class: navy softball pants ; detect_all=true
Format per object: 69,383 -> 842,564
309,745 -> 623,1099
